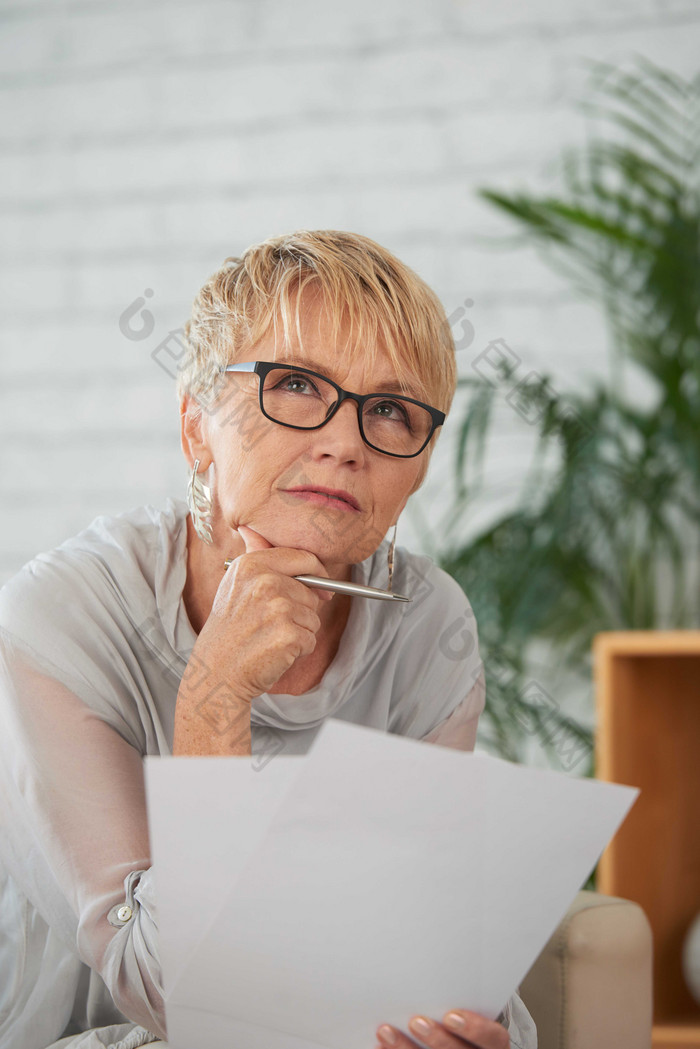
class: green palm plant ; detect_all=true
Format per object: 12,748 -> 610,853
437,56 -> 700,772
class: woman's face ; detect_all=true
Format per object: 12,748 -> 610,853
186,295 -> 431,577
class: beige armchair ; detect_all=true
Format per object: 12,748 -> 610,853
519,890 -> 653,1049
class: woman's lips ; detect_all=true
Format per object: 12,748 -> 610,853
283,487 -> 361,512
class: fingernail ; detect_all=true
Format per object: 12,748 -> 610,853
444,1011 -> 466,1028
409,1017 -> 434,1036
377,1026 -> 398,1045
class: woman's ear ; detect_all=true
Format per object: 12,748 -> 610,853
179,395 -> 213,471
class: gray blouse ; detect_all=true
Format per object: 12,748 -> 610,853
0,499 -> 536,1049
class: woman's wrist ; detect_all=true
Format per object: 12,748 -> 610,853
173,675 -> 252,756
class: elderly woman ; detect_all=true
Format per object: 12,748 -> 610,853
0,231 -> 536,1049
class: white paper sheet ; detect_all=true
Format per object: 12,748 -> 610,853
145,719 -> 638,1049
144,753 -> 305,994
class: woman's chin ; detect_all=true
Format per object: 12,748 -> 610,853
251,523 -> 363,574
233,505 -> 386,570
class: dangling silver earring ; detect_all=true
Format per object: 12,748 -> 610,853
187,458 -> 213,545
387,524 -> 397,592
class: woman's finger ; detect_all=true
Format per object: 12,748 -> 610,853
236,524 -> 332,581
376,1009 -> 509,1049
441,1009 -> 509,1048
377,1020 -> 465,1048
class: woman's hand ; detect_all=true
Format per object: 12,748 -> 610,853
375,1009 -> 509,1049
174,525 -> 334,755
202,524 -> 334,700
186,523 -> 333,702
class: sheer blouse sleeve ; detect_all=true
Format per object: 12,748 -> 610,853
0,628 -> 167,1041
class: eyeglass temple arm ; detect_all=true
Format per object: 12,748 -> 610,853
221,362 -> 257,373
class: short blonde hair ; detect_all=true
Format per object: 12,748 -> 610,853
177,230 -> 457,422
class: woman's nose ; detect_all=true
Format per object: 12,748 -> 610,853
311,398 -> 366,462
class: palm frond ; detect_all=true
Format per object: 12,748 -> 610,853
438,56 -> 700,768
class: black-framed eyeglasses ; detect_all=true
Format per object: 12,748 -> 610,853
220,361 -> 445,458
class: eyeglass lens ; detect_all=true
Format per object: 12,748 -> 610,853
260,366 -> 433,456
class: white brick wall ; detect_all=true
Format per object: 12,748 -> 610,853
1,0 -> 698,597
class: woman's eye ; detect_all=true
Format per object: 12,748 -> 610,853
276,372 -> 319,395
370,400 -> 410,426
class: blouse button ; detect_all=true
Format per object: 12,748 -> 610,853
117,905 -> 133,922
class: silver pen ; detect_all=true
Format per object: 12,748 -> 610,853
223,560 -> 411,602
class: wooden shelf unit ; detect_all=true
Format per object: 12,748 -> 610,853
594,632 -> 700,1049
